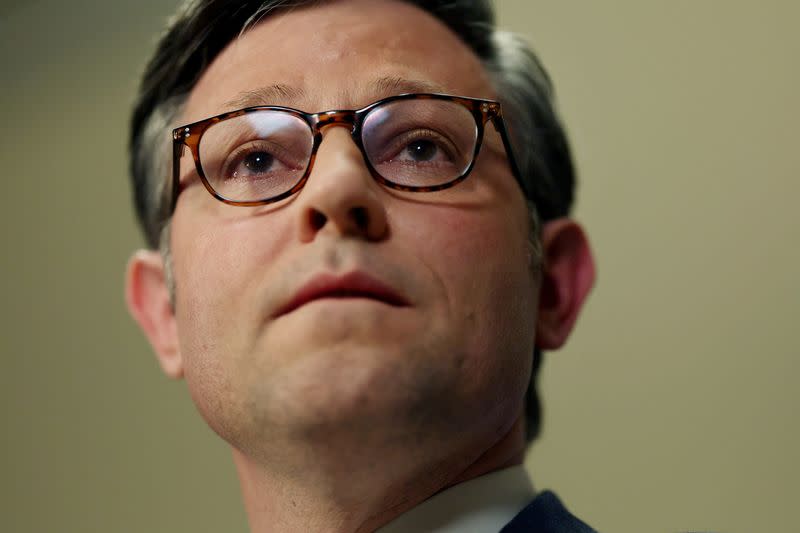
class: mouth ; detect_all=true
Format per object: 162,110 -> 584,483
274,271 -> 410,318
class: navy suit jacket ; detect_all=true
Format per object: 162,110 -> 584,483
500,491 -> 598,533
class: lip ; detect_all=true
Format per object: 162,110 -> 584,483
273,271 -> 410,318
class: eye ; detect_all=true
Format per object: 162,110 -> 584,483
387,130 -> 457,165
221,141 -> 296,181
403,139 -> 439,162
241,151 -> 274,174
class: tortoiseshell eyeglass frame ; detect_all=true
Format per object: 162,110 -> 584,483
170,93 -> 524,213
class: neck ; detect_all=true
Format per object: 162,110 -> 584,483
233,415 -> 527,533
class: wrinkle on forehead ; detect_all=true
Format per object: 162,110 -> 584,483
222,77 -> 450,113
182,0 -> 495,123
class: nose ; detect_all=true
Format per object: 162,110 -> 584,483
295,127 -> 389,242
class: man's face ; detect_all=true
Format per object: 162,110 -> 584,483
169,0 -> 538,458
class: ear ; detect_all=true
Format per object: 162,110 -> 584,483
125,250 -> 184,379
535,218 -> 596,350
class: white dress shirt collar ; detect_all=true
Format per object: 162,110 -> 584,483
377,465 -> 535,533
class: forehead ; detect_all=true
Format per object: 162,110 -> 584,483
181,0 -> 495,123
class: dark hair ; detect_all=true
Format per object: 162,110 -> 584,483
129,0 -> 576,444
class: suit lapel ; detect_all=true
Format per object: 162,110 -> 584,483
499,490 -> 598,533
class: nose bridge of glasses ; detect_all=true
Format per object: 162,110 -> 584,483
311,110 -> 364,160
313,109 -> 358,132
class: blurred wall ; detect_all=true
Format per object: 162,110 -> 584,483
502,3 -> 800,532
2,1 -> 797,531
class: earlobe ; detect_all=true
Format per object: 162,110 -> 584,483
535,218 -> 596,350
125,250 -> 184,379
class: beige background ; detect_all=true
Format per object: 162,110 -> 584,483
2,1 -> 798,531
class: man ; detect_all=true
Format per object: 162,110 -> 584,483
125,0 -> 596,531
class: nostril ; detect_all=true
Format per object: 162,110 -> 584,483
350,206 -> 368,231
309,210 -> 327,231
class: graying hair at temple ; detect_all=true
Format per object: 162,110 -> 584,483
128,0 -> 577,443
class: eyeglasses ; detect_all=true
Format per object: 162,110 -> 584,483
170,93 -> 523,210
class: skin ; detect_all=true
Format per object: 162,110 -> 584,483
126,1 -> 595,531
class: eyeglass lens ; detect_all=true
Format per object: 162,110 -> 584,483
196,99 -> 480,202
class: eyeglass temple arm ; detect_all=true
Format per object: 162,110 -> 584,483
169,139 -> 182,214
491,115 -> 532,199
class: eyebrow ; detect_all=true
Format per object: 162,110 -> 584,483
223,84 -> 306,111
222,76 -> 449,111
372,76 -> 448,98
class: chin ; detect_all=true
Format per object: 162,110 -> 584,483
238,341 -> 461,443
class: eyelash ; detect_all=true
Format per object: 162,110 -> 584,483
380,128 -> 458,162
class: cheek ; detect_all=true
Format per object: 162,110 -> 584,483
405,204 -> 537,421
172,205 -> 292,332
169,208 -> 293,424
403,203 -> 537,362
407,203 -> 533,296
173,221 -> 248,340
